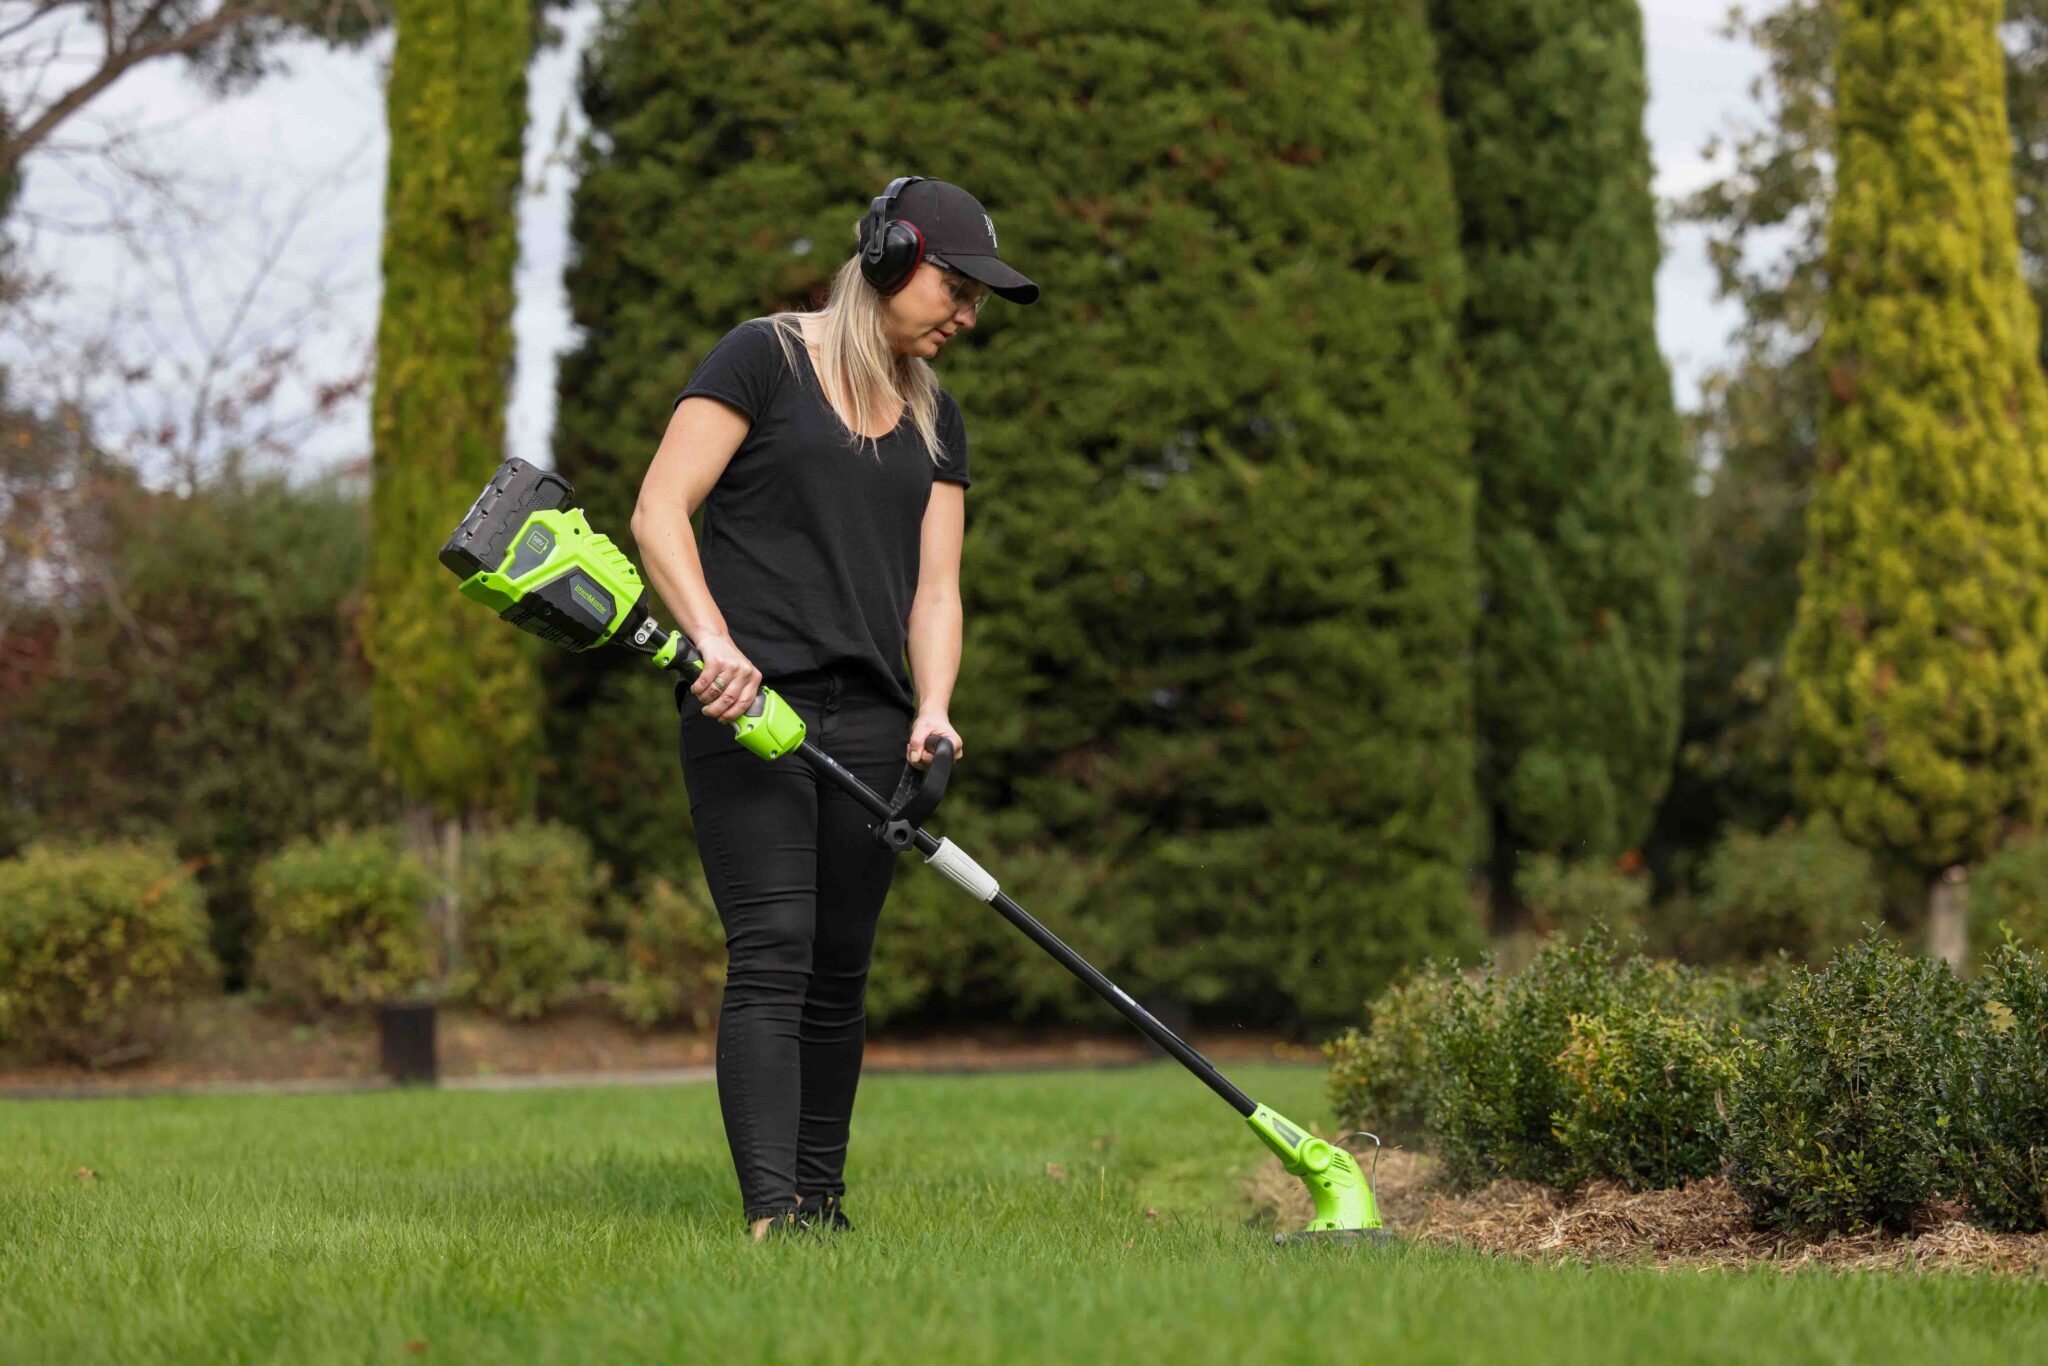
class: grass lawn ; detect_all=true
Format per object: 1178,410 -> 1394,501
3,1061 -> 2043,1363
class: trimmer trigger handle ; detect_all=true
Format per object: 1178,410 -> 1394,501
873,736 -> 953,850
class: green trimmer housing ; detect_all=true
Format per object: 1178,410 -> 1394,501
440,457 -> 1392,1246
439,459 -> 806,760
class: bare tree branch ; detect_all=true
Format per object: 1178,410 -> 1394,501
0,1 -> 289,181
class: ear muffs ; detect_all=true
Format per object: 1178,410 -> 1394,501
859,175 -> 928,296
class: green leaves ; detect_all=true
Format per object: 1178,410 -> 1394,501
249,828 -> 435,1015
1784,0 -> 2048,875
0,841 -> 217,1067
1724,933 -> 1977,1233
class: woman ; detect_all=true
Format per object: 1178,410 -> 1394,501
629,177 -> 1039,1243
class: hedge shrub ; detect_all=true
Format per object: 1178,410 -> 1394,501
0,840 -> 217,1066
1724,933 -> 1977,1233
1948,938 -> 2048,1232
1426,925 -> 1722,1188
1554,1000 -> 1739,1190
249,827 -> 435,1015
456,821 -> 604,1020
605,873 -> 726,1031
1687,816 -> 1879,963
1325,962 -> 1458,1141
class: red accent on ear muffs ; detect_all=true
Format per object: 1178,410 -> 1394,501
880,220 -> 927,295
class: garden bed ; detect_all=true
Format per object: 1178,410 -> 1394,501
1246,1142 -> 2048,1277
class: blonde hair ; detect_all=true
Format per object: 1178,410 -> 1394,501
759,252 -> 954,468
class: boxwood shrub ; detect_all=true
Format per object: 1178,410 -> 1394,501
1326,961 -> 1457,1141
1426,925 -> 1729,1188
1554,1000 -> 1739,1190
456,821 -> 605,1020
249,827 -> 435,1015
1947,938 -> 2048,1232
604,873 -> 726,1030
1724,933 -> 1977,1233
0,840 -> 217,1066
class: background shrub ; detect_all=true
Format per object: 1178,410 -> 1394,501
1513,854 -> 1649,941
0,473 -> 396,985
456,821 -> 604,1021
604,873 -> 726,1031
0,840 -> 217,1067
1724,934 -> 1977,1233
1947,938 -> 2048,1232
1427,926 -> 1679,1187
1554,1001 -> 1739,1190
1326,962 -> 1458,1141
249,828 -> 435,1016
1686,816 -> 1879,963
1969,836 -> 2048,953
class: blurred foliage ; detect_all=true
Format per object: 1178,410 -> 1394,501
599,870 -> 727,1031
0,840 -> 217,1067
1430,0 -> 1688,900
0,432 -> 398,984
1684,814 -> 1881,963
1966,832 -> 2048,952
361,0 -> 541,822
1650,2 -> 2048,893
1784,0 -> 2048,886
248,828 -> 436,1017
454,820 -> 607,1021
1512,852 -> 1650,942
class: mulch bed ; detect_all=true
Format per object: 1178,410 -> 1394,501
0,994 -> 1320,1094
1244,1140 -> 2048,1277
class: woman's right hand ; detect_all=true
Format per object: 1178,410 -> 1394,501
689,632 -> 763,723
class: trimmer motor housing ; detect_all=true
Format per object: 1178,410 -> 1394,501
440,458 -> 667,659
439,457 -> 807,760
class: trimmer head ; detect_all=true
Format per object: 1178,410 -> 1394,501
1273,1227 -> 1397,1247
1245,1105 -> 1395,1247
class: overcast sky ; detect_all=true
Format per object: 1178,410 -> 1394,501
0,1 -> 1765,483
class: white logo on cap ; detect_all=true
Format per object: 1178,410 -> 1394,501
984,213 -> 998,249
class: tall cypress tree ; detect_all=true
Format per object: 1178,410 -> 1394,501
1430,0 -> 1688,909
1786,0 -> 2048,934
552,0 -> 1480,1025
361,0 -> 538,946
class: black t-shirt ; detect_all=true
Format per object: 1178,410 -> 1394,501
669,316 -> 969,716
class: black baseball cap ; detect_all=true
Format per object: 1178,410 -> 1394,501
889,179 -> 1040,306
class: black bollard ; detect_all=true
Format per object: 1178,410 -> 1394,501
377,1001 -> 438,1086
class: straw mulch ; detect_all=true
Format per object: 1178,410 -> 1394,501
1243,1139 -> 2048,1276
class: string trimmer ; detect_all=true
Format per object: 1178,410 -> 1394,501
439,456 -> 1390,1245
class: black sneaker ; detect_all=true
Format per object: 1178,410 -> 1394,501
794,1194 -> 854,1232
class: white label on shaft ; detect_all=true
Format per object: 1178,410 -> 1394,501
924,838 -> 1000,902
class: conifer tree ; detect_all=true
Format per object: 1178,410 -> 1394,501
1786,0 -> 2048,937
1430,0 -> 1688,908
361,0 -> 539,963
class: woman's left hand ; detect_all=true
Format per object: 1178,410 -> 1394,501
908,712 -> 965,768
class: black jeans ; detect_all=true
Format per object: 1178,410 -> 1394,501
676,660 -> 914,1224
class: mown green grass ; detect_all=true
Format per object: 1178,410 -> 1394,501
3,1062 -> 2043,1363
